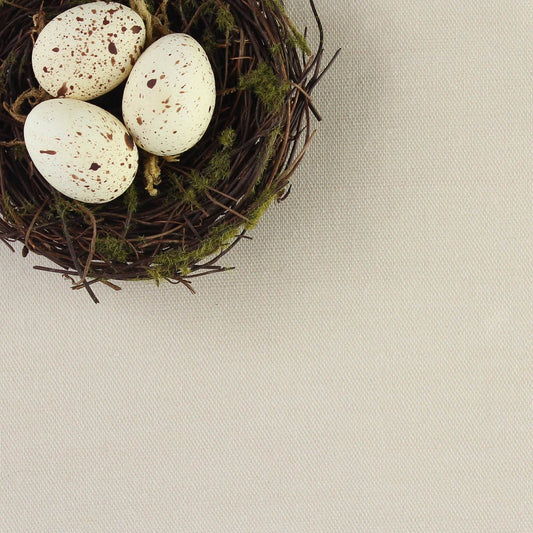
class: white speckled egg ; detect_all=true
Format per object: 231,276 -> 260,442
122,33 -> 216,156
32,1 -> 145,100
24,99 -> 138,204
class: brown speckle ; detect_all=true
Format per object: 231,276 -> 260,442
124,133 -> 134,150
131,25 -> 142,34
76,16 -> 84,21
108,42 -> 117,55
57,83 -> 68,97
43,67 -> 49,73
52,47 -> 59,53
40,150 -> 56,155
103,17 -> 110,25
147,79 -> 157,89
90,163 -> 101,171
136,116 -> 143,125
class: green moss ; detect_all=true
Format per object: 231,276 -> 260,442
16,201 -> 36,217
248,126 -> 282,198
95,236 -> 130,263
12,142 -> 28,161
261,126 -> 282,173
269,43 -> 283,58
54,197 -> 78,218
189,128 -> 235,194
244,188 -> 277,230
265,0 -> 285,9
123,181 -> 139,214
148,223 -> 240,282
287,26 -> 311,56
182,186 -> 199,208
148,249 -> 193,281
206,150 -> 231,186
239,63 -> 290,113
201,29 -> 217,54
0,49 -> 19,96
189,169 -> 211,194
216,3 -> 236,35
219,127 -> 236,149
1,194 -> 17,223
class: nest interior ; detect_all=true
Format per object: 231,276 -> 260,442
0,0 -> 334,302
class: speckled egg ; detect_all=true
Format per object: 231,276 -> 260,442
24,99 -> 138,204
32,1 -> 146,100
122,33 -> 216,156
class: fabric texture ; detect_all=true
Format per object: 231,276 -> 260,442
1,1 -> 532,531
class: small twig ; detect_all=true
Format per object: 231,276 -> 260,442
0,140 -> 25,148
33,265 -> 80,276
58,200 -> 99,304
75,201 -> 97,283
205,190 -> 251,223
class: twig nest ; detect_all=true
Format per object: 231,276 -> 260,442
0,0 -> 336,303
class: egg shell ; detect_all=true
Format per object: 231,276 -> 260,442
24,99 -> 138,204
32,1 -> 146,100
122,33 -> 216,156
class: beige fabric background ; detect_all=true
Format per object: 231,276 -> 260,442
1,0 -> 533,531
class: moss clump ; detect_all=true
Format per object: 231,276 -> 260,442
201,29 -> 217,53
123,181 -> 139,214
1,194 -> 17,224
95,236 -> 130,263
244,188 -> 277,230
204,149 -> 231,186
269,43 -> 283,58
216,3 -> 236,35
219,127 -> 236,148
189,128 -> 235,193
181,185 -> 199,209
259,126 -> 281,176
12,142 -> 28,161
148,249 -> 193,281
16,201 -> 36,217
54,197 -> 79,218
239,63 -> 291,113
148,223 -> 240,281
286,25 -> 311,56
0,49 -> 19,96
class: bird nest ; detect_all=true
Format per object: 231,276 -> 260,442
0,0 -> 336,303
